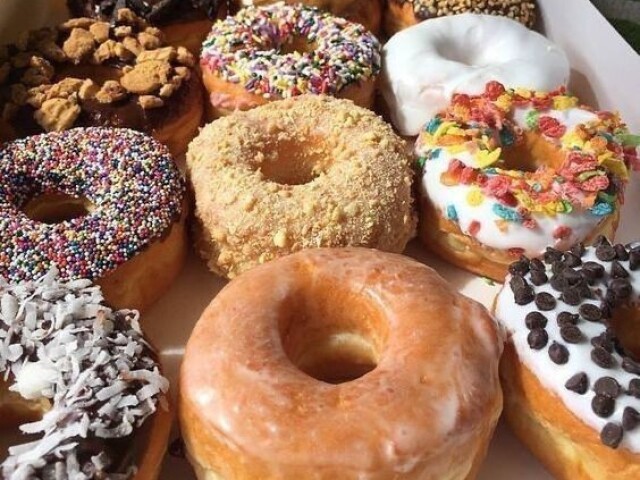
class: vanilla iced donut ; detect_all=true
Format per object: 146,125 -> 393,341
381,13 -> 570,136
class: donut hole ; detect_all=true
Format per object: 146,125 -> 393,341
278,35 -> 314,55
259,136 -> 330,185
609,306 -> 640,360
501,131 -> 565,172
23,193 -> 95,224
279,282 -> 388,384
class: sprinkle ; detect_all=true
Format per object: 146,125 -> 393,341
553,95 -> 579,110
466,188 -> 484,206
446,204 -> 458,221
553,225 -> 573,240
476,148 -> 502,168
590,202 -> 614,216
539,116 -> 567,138
493,204 -> 522,222
468,220 -> 481,236
425,117 -> 443,134
525,110 -> 540,130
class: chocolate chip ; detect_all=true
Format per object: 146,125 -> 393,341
630,250 -> 640,271
509,275 -> 526,292
548,341 -> 569,364
561,287 -> 582,306
550,274 -> 568,292
578,283 -> 593,299
591,346 -> 616,369
564,252 -> 582,267
596,244 -> 616,262
562,268 -> 583,285
535,292 -> 556,311
530,258 -> 545,271
544,247 -> 563,263
622,357 -> 640,375
594,235 -> 610,248
509,258 -> 530,276
514,286 -> 535,305
594,377 -> 621,398
551,261 -> 565,275
591,332 -> 615,353
557,311 -> 579,327
623,407 -> 640,431
560,324 -> 583,343
579,303 -> 603,322
614,244 -> 630,261
530,269 -> 548,286
628,379 -> 640,398
611,260 -> 629,279
599,301 -> 612,319
525,311 -> 547,330
600,423 -> 623,448
527,328 -> 548,350
592,394 -> 615,418
569,242 -> 585,257
565,372 -> 588,394
581,261 -> 605,280
610,278 -> 632,299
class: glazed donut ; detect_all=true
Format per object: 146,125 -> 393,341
200,3 -> 380,119
416,82 -> 637,281
187,95 -> 416,278
381,13 -> 569,136
495,238 -> 640,479
66,0 -> 228,55
0,9 -> 202,156
0,127 -> 187,312
180,247 -> 503,479
233,0 -> 382,34
384,0 -> 537,36
0,270 -> 171,479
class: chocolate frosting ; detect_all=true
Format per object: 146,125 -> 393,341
67,0 -> 223,24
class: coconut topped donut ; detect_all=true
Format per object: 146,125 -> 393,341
416,82 -> 637,264
200,4 -> 381,101
0,269 -> 170,478
495,237 -> 640,451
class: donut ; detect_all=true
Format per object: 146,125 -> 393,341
199,3 -> 381,119
66,0 -> 228,55
0,127 -> 187,312
384,0 -> 537,36
494,238 -> 640,479
381,13 -> 569,136
233,0 -> 382,34
186,95 -> 416,279
180,247 -> 503,479
0,269 -> 171,478
415,81 -> 637,281
0,8 -> 203,157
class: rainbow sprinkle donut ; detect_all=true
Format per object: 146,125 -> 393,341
416,81 -> 639,281
0,128 -> 186,310
199,3 -> 381,117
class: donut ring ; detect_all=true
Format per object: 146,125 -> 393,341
0,270 -> 171,478
0,127 -> 187,311
187,95 -> 416,278
199,4 -> 381,118
0,8 -> 202,156
416,82 -> 637,281
381,13 -> 569,136
180,247 -> 503,479
495,238 -> 640,478
384,0 -> 537,36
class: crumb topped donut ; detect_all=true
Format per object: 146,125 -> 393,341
416,82 -> 637,281
0,127 -> 187,311
385,0 -> 537,35
200,3 -> 381,118
495,238 -> 640,479
180,247 -> 503,479
187,95 -> 416,278
0,269 -> 171,479
0,8 -> 202,156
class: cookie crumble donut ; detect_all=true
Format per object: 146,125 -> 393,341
0,8 -> 202,156
495,239 -> 640,479
0,270 -> 171,479
381,13 -> 569,136
385,0 -> 537,36
200,3 -> 381,119
180,247 -> 503,479
187,95 -> 416,279
0,127 -> 187,312
416,82 -> 637,281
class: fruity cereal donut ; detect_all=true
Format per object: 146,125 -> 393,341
495,239 -> 640,479
416,82 -> 638,281
0,127 -> 187,312
199,3 -> 381,118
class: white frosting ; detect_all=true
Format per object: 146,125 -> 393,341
495,248 -> 640,452
419,106 -> 605,256
381,13 -> 570,136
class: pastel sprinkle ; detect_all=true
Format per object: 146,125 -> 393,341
466,188 -> 484,206
590,202 -> 614,216
493,204 -> 522,222
446,204 -> 458,221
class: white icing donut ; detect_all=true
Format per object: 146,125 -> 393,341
495,240 -> 640,451
381,13 -> 570,136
